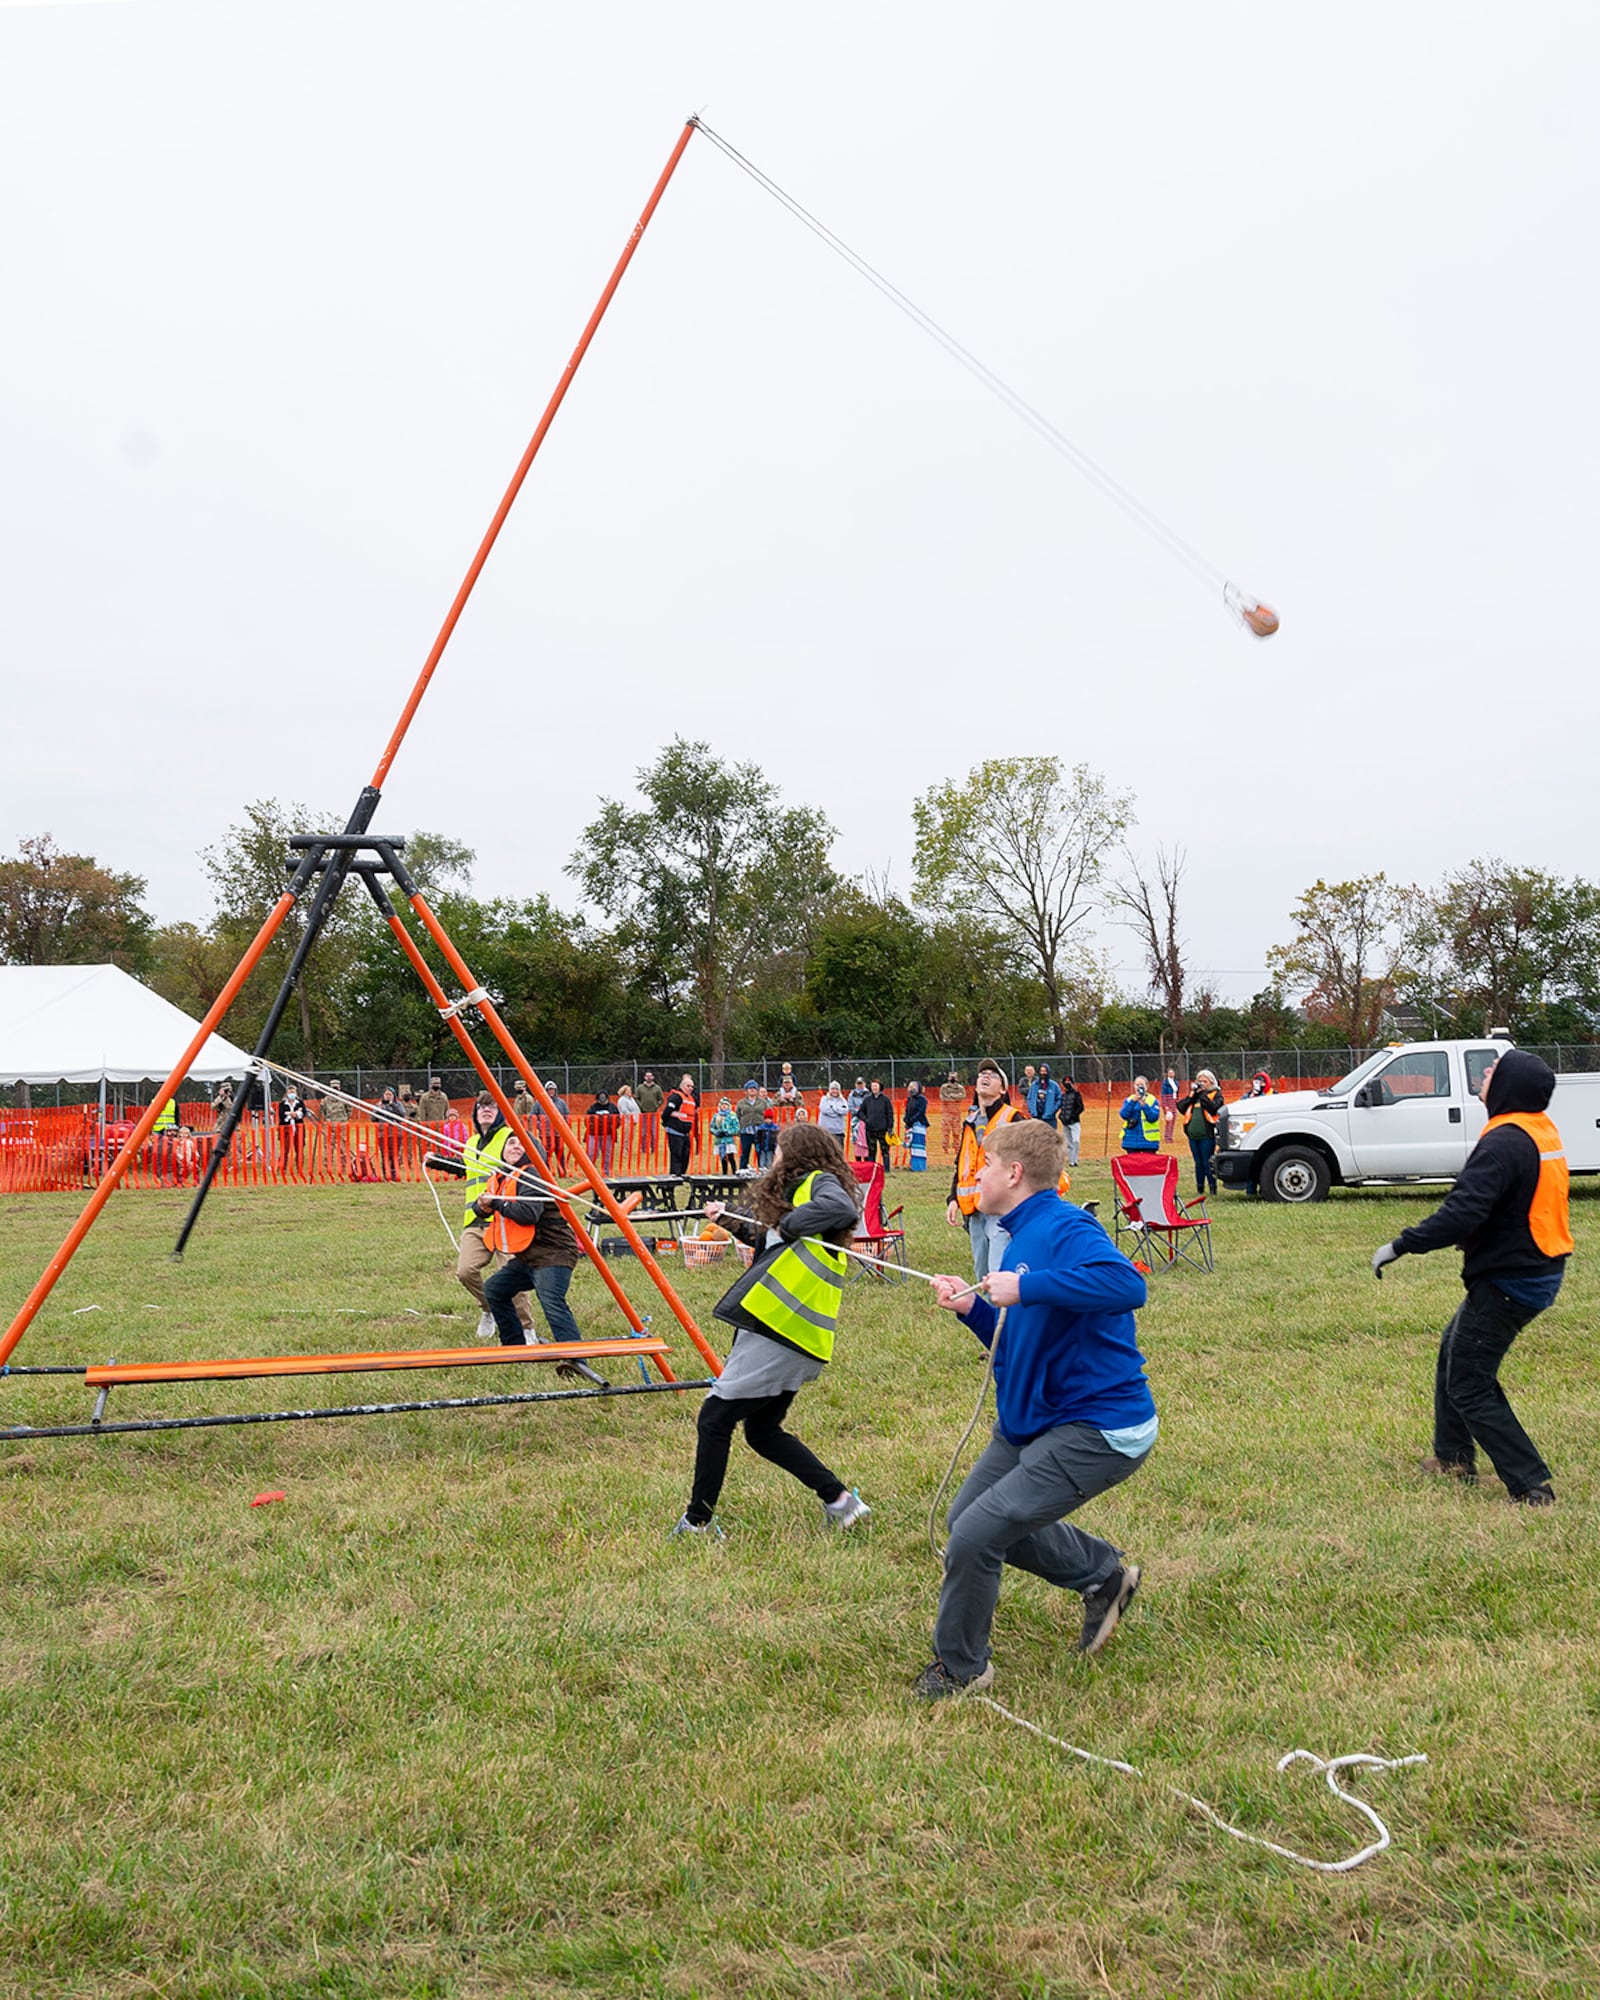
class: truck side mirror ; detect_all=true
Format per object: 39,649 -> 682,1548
1354,1083 -> 1378,1109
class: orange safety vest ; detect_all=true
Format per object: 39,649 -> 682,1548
955,1103 -> 1022,1215
1480,1112 -> 1575,1258
481,1169 -> 538,1256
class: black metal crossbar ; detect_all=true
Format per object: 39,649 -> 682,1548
0,1374 -> 714,1442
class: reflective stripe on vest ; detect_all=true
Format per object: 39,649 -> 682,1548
1480,1111 -> 1575,1258
482,1169 -> 538,1255
740,1171 -> 848,1362
152,1100 -> 178,1131
955,1103 -> 1021,1214
462,1125 -> 511,1228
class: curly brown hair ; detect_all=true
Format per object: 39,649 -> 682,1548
749,1121 -> 862,1232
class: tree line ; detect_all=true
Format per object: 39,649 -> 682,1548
3,744 -> 1596,1072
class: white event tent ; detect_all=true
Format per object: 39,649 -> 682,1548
0,965 -> 252,1089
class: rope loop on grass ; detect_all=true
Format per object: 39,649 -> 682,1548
970,1698 -> 1427,1873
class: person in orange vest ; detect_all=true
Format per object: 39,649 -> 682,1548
946,1060 -> 1024,1282
1372,1049 -> 1570,1507
477,1133 -> 586,1350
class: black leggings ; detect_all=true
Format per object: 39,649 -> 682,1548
686,1389 -> 844,1524
864,1132 -> 892,1170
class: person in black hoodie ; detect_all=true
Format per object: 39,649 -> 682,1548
1372,1049 -> 1571,1505
858,1077 -> 896,1171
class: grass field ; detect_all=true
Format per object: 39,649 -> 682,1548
1,1165 -> 1596,1998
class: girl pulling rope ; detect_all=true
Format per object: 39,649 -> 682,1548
671,1123 -> 872,1538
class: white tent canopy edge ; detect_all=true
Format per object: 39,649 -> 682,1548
0,965 -> 253,1087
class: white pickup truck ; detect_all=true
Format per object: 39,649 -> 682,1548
1214,1038 -> 1600,1203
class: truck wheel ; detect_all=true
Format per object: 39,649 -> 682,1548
1259,1146 -> 1330,1204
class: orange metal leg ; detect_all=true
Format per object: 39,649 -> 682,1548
0,892 -> 301,1367
409,895 -> 722,1377
377,908 -> 676,1375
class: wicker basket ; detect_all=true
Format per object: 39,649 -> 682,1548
682,1236 -> 729,1269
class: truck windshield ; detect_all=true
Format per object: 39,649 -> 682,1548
1330,1051 -> 1390,1095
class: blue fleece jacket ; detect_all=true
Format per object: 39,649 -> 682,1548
960,1188 -> 1154,1445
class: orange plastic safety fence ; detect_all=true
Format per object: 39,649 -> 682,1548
0,1078 -> 1347,1192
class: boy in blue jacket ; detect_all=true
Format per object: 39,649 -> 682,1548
918,1117 -> 1156,1700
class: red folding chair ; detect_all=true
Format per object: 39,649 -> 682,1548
850,1161 -> 907,1281
1110,1153 -> 1213,1274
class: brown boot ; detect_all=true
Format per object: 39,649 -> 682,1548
1419,1456 -> 1477,1485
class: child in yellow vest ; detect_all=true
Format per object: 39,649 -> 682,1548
672,1123 -> 870,1538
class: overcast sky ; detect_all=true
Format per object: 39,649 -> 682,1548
4,2 -> 1596,1001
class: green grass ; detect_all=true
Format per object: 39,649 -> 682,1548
1,1168 -> 1597,1998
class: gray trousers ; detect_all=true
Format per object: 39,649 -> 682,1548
933,1421 -> 1150,1683
967,1211 -> 1010,1282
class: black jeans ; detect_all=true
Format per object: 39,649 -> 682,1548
1433,1278 -> 1552,1495
666,1127 -> 691,1177
686,1390 -> 845,1524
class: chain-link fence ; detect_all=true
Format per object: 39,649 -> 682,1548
11,1042 -> 1597,1113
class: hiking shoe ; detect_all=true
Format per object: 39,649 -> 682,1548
1419,1455 -> 1477,1485
1079,1562 -> 1141,1656
823,1488 -> 872,1530
475,1310 -> 496,1342
911,1658 -> 994,1701
669,1514 -> 725,1539
1509,1484 -> 1556,1508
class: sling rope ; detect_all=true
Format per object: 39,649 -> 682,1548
691,119 -> 1277,635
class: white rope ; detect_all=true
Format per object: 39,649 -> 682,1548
919,1290 -> 1426,1871
255,1057 -> 578,1203
427,1173 -> 460,1252
970,1702 -> 1426,1874
927,1306 -> 1002,1562
692,117 -> 1276,631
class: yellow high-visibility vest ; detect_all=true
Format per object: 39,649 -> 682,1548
462,1125 -> 512,1229
741,1171 -> 849,1362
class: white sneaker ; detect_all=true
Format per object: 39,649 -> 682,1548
670,1513 -> 725,1539
824,1488 -> 872,1529
475,1310 -> 496,1342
